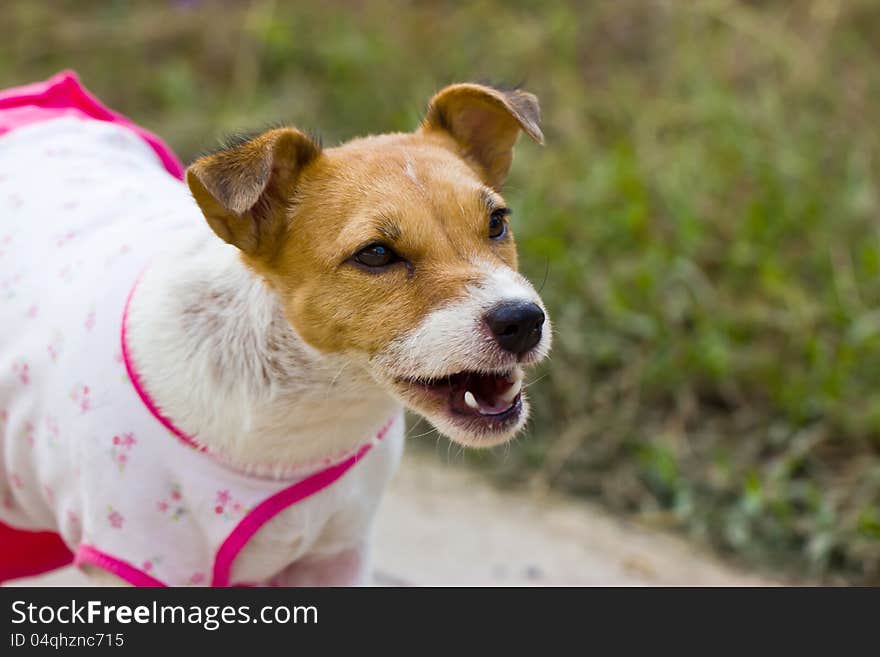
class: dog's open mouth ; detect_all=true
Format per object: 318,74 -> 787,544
397,368 -> 524,429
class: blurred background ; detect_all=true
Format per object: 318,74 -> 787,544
2,0 -> 878,585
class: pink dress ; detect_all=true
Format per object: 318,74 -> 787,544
0,72 -> 399,586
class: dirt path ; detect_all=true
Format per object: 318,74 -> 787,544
6,450 -> 772,587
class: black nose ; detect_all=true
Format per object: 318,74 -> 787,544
484,301 -> 545,355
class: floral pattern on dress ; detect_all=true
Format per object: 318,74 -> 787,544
109,432 -> 136,472
47,330 -> 64,362
1,271 -> 23,302
22,421 -> 35,448
213,489 -> 250,521
104,244 -> 131,269
141,555 -> 164,574
57,260 -> 84,284
54,229 -> 77,248
156,483 -> 188,521
0,233 -> 12,259
107,507 -> 124,529
187,572 -> 206,586
44,416 -> 60,448
69,384 -> 91,413
12,360 -> 30,384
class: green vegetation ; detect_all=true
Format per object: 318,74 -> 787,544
2,0 -> 878,583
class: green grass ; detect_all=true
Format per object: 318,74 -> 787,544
2,0 -> 879,583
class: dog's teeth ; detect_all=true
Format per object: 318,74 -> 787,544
464,391 -> 479,410
500,377 -> 523,403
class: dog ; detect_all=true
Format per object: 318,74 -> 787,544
0,75 -> 551,586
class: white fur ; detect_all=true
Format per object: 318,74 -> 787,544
403,156 -> 421,188
373,262 -> 552,381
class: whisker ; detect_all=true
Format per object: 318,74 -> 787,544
537,257 -> 550,294
524,373 -> 549,388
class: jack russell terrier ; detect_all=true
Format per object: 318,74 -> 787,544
0,71 -> 551,586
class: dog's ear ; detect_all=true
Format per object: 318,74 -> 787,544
186,127 -> 320,260
420,83 -> 544,189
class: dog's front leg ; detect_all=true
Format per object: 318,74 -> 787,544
80,564 -> 131,586
275,543 -> 371,587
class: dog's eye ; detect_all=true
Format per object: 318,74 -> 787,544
489,209 -> 509,240
354,243 -> 397,268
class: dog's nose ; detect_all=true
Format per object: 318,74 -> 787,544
484,301 -> 545,355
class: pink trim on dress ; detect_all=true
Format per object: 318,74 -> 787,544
0,70 -> 184,180
75,545 -> 167,587
212,417 -> 395,587
121,275 -> 207,453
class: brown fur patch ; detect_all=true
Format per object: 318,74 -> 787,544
187,128 -> 320,260
420,83 -> 543,189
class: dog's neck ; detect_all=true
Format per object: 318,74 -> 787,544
125,233 -> 401,477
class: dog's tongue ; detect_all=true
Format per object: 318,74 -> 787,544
451,371 -> 522,416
